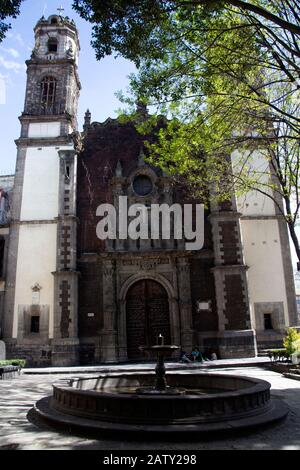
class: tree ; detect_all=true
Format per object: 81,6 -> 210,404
0,0 -> 23,42
73,1 -> 300,268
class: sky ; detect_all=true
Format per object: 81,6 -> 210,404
0,0 -> 136,175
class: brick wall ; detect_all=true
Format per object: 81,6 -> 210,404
219,221 -> 241,265
190,259 -> 218,332
78,261 -> 103,337
224,274 -> 249,330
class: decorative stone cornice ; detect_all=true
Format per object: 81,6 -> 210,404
240,215 -> 283,221
31,283 -> 42,292
52,270 -> 80,276
55,215 -> 79,222
208,211 -> 242,221
10,219 -> 57,226
19,114 -> 73,124
26,57 -> 76,67
15,136 -> 73,147
210,264 -> 249,273
98,250 -> 194,261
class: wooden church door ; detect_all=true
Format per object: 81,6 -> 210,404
126,280 -> 171,360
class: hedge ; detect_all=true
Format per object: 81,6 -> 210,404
0,359 -> 26,368
266,349 -> 289,361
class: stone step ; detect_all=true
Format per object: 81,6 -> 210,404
289,369 -> 300,375
283,373 -> 300,381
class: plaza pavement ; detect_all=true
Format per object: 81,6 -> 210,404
0,359 -> 300,450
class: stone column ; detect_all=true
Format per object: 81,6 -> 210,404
112,178 -> 125,251
101,259 -> 118,362
170,296 -> 181,346
177,257 -> 194,350
52,150 -> 79,366
117,298 -> 128,362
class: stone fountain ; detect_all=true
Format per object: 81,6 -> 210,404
137,334 -> 183,395
33,335 -> 288,437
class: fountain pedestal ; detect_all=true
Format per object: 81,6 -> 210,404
137,344 -> 184,395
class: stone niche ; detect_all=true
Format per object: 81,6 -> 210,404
17,304 -> 50,344
254,301 -> 286,332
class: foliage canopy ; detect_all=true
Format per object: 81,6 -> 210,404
1,1 -> 299,262
73,1 -> 300,265
0,0 -> 22,42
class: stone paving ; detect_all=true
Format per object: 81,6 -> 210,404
22,356 -> 270,375
0,364 -> 300,450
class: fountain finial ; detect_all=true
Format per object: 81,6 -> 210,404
158,334 -> 164,346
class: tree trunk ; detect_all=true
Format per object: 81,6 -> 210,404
287,220 -> 300,271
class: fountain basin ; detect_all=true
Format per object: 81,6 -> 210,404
34,372 -> 288,435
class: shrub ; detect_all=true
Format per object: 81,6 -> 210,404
283,328 -> 300,357
0,359 -> 26,368
267,349 -> 288,361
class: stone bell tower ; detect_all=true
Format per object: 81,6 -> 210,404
23,14 -> 80,130
3,14 -> 81,366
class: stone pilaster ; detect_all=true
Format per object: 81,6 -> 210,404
209,198 -> 256,358
176,257 -> 194,350
112,177 -> 126,252
101,259 -> 118,362
52,150 -> 79,366
3,146 -> 27,341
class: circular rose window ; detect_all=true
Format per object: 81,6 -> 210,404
133,175 -> 153,196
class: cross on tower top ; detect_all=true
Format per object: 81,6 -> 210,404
57,5 -> 65,16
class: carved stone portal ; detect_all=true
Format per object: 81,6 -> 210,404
100,254 -> 192,361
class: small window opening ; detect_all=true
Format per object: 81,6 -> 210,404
31,316 -> 40,333
48,38 -> 58,53
264,313 -> 273,330
65,164 -> 70,183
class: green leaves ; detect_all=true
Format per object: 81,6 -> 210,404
0,0 -> 22,42
74,0 -> 300,263
73,0 -> 177,64
283,328 -> 300,357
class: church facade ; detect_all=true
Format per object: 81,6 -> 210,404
0,15 -> 297,366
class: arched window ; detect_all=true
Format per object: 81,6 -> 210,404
48,37 -> 58,53
40,76 -> 57,112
